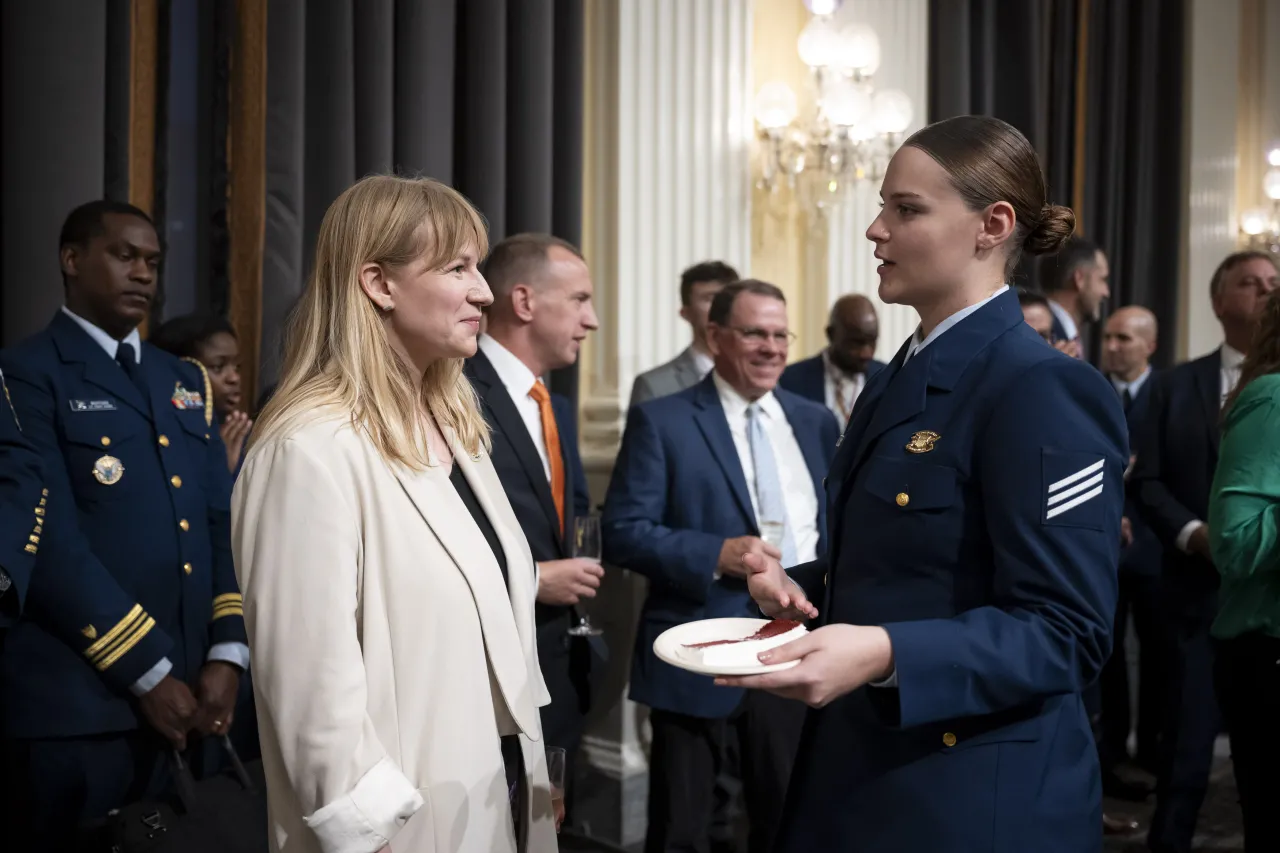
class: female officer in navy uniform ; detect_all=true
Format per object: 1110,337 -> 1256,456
719,116 -> 1127,852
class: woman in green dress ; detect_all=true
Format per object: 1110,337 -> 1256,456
1209,281 -> 1280,853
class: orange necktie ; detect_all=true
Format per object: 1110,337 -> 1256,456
528,380 -> 565,534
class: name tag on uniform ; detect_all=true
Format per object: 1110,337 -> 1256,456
69,399 -> 117,412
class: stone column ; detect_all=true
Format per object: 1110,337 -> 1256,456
576,0 -> 755,845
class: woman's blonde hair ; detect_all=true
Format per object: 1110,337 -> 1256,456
252,174 -> 491,467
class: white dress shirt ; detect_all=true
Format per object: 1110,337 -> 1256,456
1047,298 -> 1079,342
61,307 -> 250,694
1175,343 -> 1246,553
478,334 -> 552,480
713,373 -> 819,565
1110,365 -> 1152,402
822,350 -> 867,427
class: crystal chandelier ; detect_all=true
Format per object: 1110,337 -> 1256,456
1238,143 -> 1280,255
753,0 -> 913,211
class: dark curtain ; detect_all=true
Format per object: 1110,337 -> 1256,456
260,0 -> 585,410
928,0 -> 1185,368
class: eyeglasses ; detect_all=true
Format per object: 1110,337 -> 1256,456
726,326 -> 797,347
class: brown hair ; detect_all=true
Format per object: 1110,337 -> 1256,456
680,261 -> 739,306
707,279 -> 787,326
904,115 -> 1076,276
1209,250 -> 1278,299
483,233 -> 585,304
1223,287 -> 1280,416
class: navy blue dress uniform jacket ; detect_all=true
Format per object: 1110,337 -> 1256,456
0,312 -> 244,738
780,290 -> 1127,852
777,352 -> 885,408
0,369 -> 45,622
601,376 -> 840,720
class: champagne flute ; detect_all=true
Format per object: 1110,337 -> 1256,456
546,746 -> 567,832
566,514 -> 604,637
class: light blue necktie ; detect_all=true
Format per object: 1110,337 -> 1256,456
747,403 -> 797,568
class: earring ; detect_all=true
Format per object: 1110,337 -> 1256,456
381,302 -> 393,312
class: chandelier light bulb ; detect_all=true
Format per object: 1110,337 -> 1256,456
823,79 -> 872,127
1240,207 -> 1271,236
838,23 -> 881,76
798,17 -> 844,69
1263,167 -> 1280,201
803,0 -> 842,15
1268,144 -> 1280,167
754,81 -> 798,130
869,89 -> 914,134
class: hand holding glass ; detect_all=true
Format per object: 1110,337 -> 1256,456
546,746 -> 566,832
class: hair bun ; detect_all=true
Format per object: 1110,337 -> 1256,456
1023,204 -> 1077,255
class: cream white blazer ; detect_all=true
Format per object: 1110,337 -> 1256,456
231,412 -> 558,853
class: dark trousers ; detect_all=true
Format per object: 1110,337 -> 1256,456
646,691 -> 805,853
0,730 -> 168,851
1147,578 -> 1220,853
1100,571 -> 1167,767
1214,634 -> 1280,853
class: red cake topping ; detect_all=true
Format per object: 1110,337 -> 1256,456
685,619 -> 802,649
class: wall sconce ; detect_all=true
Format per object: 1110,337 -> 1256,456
1239,143 -> 1280,253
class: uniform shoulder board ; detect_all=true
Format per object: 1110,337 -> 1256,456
180,357 -> 215,428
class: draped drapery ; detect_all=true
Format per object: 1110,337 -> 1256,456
259,0 -> 586,411
928,0 -> 1185,367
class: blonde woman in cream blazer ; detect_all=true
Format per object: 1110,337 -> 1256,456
232,175 -> 558,853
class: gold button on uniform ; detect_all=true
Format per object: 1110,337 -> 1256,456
100,436 -> 111,447
942,732 -> 957,747
158,435 -> 170,447
896,492 -> 910,507
183,563 -> 193,575
170,475 -> 182,488
179,519 -> 190,532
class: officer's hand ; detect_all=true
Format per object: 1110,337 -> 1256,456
193,661 -> 240,737
1188,524 -> 1213,562
717,536 -> 781,580
221,411 -> 253,473
138,675 -> 199,750
537,558 -> 605,606
715,624 -> 893,707
742,551 -> 818,621
1053,338 -> 1081,358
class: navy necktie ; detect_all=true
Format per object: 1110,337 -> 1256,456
115,342 -> 149,400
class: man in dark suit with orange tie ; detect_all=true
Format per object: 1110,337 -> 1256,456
464,233 -> 603,826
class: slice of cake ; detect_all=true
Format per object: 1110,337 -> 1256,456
676,619 -> 807,669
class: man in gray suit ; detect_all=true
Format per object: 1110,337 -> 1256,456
630,261 -> 738,405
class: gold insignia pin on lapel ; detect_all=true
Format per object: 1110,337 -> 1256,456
81,625 -> 97,640
905,430 -> 940,454
92,455 -> 124,485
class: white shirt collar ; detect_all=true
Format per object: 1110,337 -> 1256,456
712,371 -> 783,422
1111,365 -> 1152,396
1047,298 -> 1079,341
690,346 -> 715,379
61,306 -> 143,363
1221,343 -> 1245,371
478,333 -> 540,398
905,286 -> 1009,362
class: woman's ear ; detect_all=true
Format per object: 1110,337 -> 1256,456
358,262 -> 393,311
978,200 -> 1017,251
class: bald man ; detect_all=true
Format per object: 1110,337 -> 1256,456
1098,305 -> 1167,790
779,294 -> 884,428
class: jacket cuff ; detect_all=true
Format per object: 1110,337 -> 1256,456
209,593 -> 248,645
82,604 -> 175,692
305,758 -> 423,853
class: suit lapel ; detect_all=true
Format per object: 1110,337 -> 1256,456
51,313 -> 149,417
1194,350 -> 1223,454
675,348 -> 702,389
467,351 -> 564,546
388,450 -> 540,736
691,377 -> 756,526
775,392 -> 829,550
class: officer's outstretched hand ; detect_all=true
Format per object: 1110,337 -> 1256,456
743,551 -> 818,621
138,675 -> 199,750
194,661 -> 241,737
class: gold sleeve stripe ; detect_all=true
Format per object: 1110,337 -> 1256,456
96,617 -> 157,670
212,593 -> 243,607
87,611 -> 153,665
83,605 -> 144,659
212,605 -> 245,620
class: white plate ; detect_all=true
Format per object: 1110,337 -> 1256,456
653,617 -> 803,676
